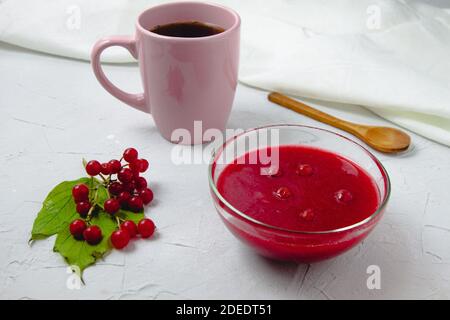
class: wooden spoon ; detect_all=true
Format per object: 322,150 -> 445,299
268,92 -> 411,153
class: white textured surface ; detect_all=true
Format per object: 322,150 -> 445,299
1,42 -> 450,300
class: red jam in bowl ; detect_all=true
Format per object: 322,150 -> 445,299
213,145 -> 384,262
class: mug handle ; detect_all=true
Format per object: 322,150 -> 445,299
91,36 -> 149,113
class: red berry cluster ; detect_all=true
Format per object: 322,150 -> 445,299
85,148 -> 152,214
111,218 -> 155,250
69,148 -> 156,250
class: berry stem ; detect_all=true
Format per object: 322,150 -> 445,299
98,173 -> 108,184
90,176 -> 95,191
85,204 -> 96,223
92,185 -> 99,201
105,185 -> 111,199
86,187 -> 100,222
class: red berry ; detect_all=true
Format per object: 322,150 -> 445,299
86,160 -> 102,176
130,159 -> 149,173
335,189 -> 353,203
123,180 -> 137,193
83,226 -> 102,245
111,229 -> 130,250
138,159 -> 149,173
132,169 -> 140,180
139,188 -> 154,205
118,191 -> 131,207
118,168 -> 134,183
121,220 -> 138,238
296,164 -> 314,177
135,177 -> 148,189
299,208 -> 315,221
76,201 -> 91,217
108,159 -> 122,174
109,182 -> 123,196
104,198 -> 120,215
138,219 -> 155,239
128,196 -> 144,212
129,160 -> 141,173
72,184 -> 89,203
101,163 -> 112,175
123,148 -> 138,163
274,187 -> 292,200
70,219 -> 87,240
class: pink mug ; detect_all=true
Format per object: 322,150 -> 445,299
91,2 -> 240,145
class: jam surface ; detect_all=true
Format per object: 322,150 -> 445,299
216,145 -> 380,232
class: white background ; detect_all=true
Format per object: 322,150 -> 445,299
2,0 -> 450,299
1,39 -> 450,299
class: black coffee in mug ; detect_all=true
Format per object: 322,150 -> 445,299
150,21 -> 225,38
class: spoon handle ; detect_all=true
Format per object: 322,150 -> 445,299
268,92 -> 364,136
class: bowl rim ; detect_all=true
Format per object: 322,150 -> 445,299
208,124 -> 391,235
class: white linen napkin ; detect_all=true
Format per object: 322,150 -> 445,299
1,0 -> 450,146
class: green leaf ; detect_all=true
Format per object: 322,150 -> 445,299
53,209 -> 144,273
53,210 -> 117,273
31,178 -> 95,240
93,183 -> 109,209
31,177 -> 146,275
118,209 -> 145,225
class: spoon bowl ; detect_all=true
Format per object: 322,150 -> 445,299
363,126 -> 411,153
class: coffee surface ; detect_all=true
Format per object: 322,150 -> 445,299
150,21 -> 225,38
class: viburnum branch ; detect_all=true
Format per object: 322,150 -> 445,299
32,147 -> 156,275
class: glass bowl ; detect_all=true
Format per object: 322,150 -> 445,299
208,125 -> 390,262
